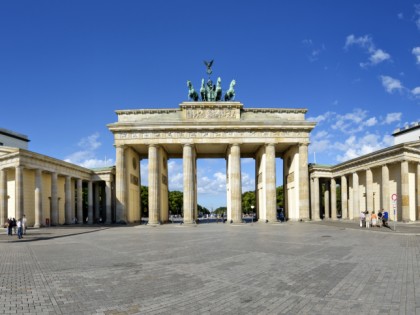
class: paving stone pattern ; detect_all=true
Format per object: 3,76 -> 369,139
1,221 -> 420,314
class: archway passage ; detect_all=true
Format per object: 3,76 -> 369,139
108,101 -> 315,224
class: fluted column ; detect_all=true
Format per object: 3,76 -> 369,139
299,143 -> 310,220
51,172 -> 58,225
324,181 -> 330,219
331,178 -> 337,220
366,168 -> 373,212
381,164 -> 389,212
115,145 -> 127,223
341,176 -> 348,219
34,169 -> 43,228
417,164 -> 420,221
0,169 -> 7,226
77,179 -> 83,224
94,183 -> 100,221
183,144 -> 194,224
88,181 -> 93,224
148,144 -> 159,225
314,177 -> 320,220
401,160 -> 409,222
266,144 -> 277,222
105,181 -> 112,224
15,166 -> 24,220
352,172 -> 359,219
230,144 -> 242,223
65,176 -> 72,224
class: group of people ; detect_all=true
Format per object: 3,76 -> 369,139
5,215 -> 27,239
360,209 -> 389,228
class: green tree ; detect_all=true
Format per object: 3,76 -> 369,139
214,207 -> 227,216
242,191 -> 256,214
140,185 -> 148,215
168,190 -> 183,215
276,186 -> 284,209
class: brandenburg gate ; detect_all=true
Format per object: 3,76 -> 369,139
108,101 -> 316,224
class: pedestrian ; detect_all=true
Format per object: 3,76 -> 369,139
365,211 -> 371,229
378,210 -> 383,228
6,218 -> 12,236
12,218 -> 17,234
22,214 -> 27,234
359,211 -> 365,228
371,210 -> 378,227
382,210 -> 389,227
16,218 -> 23,239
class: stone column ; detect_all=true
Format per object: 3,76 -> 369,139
94,183 -> 100,221
65,176 -> 72,224
331,178 -> 337,220
34,169 -> 43,228
0,169 -> 7,226
381,164 -> 389,212
148,144 -> 159,225
183,144 -> 195,224
105,181 -> 112,224
299,143 -> 310,220
230,144 -> 242,223
352,172 -> 359,219
15,166 -> 24,220
77,179 -> 83,224
88,181 -> 93,224
324,181 -> 330,219
417,164 -> 420,221
266,144 -> 277,222
313,177 -> 320,220
401,160 -> 409,222
51,172 -> 58,225
115,145 -> 127,223
341,176 -> 348,219
366,168 -> 373,212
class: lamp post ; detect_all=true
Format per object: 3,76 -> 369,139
250,205 -> 255,223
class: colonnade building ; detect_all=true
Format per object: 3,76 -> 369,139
1,101 -> 420,227
309,123 -> 420,222
0,129 -> 115,227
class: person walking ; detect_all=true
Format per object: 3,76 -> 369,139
6,218 -> 12,236
382,210 -> 389,227
365,211 -> 371,229
22,214 -> 27,234
16,218 -> 23,239
371,211 -> 378,227
359,211 -> 365,228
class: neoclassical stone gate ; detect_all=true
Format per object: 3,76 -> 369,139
108,101 -> 316,224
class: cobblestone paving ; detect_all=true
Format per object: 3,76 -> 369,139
1,221 -> 420,314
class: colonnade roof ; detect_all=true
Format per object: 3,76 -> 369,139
309,140 -> 420,178
0,146 -> 114,181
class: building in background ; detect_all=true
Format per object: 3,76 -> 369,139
0,130 -> 115,228
309,122 -> 420,222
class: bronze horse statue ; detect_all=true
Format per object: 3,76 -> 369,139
187,80 -> 199,101
224,79 -> 236,101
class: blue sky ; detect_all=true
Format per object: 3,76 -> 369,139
1,1 -> 419,209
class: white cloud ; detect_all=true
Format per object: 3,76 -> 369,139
368,49 -> 391,65
345,34 -> 391,67
64,133 -> 114,168
415,4 -> 420,30
412,86 -> 420,97
302,39 -> 325,62
335,133 -> 388,162
412,47 -> 420,64
380,75 -> 403,93
397,12 -> 403,19
382,112 -> 402,124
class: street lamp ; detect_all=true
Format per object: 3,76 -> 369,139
251,205 -> 255,223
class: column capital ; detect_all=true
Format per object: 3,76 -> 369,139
299,142 -> 309,147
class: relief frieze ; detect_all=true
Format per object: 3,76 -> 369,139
117,130 -> 307,140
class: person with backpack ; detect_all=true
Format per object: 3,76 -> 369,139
382,210 -> 389,227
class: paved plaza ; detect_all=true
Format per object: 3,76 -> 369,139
1,221 -> 420,315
